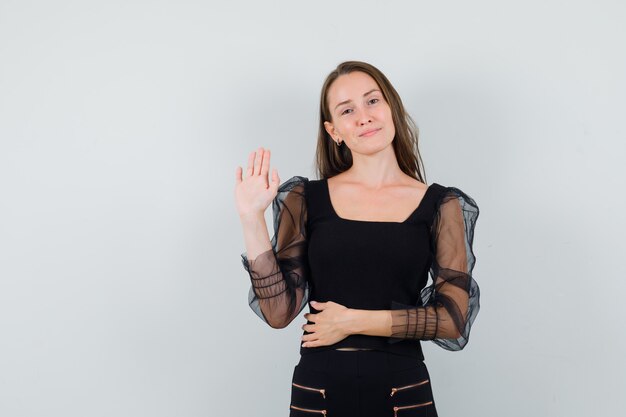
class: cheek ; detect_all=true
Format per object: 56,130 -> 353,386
385,107 -> 393,124
384,107 -> 394,122
381,108 -> 395,129
374,104 -> 393,123
337,120 -> 353,135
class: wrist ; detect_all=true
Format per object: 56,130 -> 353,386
343,309 -> 393,338
239,211 -> 265,225
344,308 -> 365,335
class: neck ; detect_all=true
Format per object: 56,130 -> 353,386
342,144 -> 405,189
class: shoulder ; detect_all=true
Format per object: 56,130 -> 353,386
280,176 -> 330,194
431,183 -> 479,217
278,175 -> 310,193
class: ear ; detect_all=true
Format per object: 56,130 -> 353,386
324,121 -> 338,141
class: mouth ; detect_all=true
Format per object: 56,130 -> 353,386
359,128 -> 381,137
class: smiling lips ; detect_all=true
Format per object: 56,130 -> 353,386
359,128 -> 381,137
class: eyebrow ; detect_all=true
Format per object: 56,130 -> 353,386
334,89 -> 381,111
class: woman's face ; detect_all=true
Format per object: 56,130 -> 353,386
324,71 -> 395,155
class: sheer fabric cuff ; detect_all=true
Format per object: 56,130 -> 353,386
242,248 -> 288,299
387,269 -> 480,351
388,302 -> 438,343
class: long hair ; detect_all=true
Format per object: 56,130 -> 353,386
315,61 -> 427,183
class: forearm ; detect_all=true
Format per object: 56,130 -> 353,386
345,306 -> 461,340
345,308 -> 393,337
239,211 -> 272,261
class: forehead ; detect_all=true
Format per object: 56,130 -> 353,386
327,71 -> 381,105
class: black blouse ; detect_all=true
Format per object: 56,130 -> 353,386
240,176 -> 480,359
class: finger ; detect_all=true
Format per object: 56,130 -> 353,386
260,149 -> 270,177
246,151 -> 255,177
259,149 -> 269,188
270,168 -> 280,193
235,166 -> 242,184
302,339 -> 318,348
253,146 -> 264,176
301,334 -> 314,342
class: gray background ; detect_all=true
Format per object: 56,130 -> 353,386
1,0 -> 624,416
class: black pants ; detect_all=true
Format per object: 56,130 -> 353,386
289,349 -> 438,417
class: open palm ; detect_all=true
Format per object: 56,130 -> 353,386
234,147 -> 281,218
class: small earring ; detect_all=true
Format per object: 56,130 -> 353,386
336,138 -> 342,146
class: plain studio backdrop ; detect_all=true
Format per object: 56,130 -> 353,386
1,1 -> 624,416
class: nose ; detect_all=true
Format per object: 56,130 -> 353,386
356,108 -> 372,125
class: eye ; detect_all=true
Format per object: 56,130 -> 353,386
341,108 -> 353,115
368,98 -> 379,105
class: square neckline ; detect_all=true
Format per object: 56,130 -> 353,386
323,177 -> 435,224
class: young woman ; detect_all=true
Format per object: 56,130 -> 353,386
234,61 -> 480,417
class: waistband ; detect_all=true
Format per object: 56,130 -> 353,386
297,348 -> 424,377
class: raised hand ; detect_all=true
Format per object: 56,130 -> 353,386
235,147 -> 280,219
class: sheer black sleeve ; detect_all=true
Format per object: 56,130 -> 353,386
389,187 -> 480,350
240,176 -> 310,329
